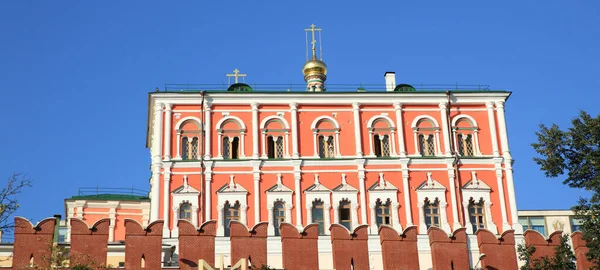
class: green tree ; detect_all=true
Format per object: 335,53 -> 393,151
517,234 -> 576,270
532,110 -> 600,266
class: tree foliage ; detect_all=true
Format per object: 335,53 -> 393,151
0,173 -> 32,233
517,234 -> 576,270
532,110 -> 600,266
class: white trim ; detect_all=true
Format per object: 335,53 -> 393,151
366,115 -> 396,129
215,115 -> 247,131
462,172 -> 497,234
310,115 -> 341,130
411,115 -> 440,128
260,115 -> 291,129
451,114 -> 479,127
416,173 -> 451,234
174,116 -> 203,130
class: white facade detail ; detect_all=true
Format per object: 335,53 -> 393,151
461,171 -> 497,234
332,174 -> 359,230
266,174 -> 294,236
216,175 -> 248,236
304,174 -> 332,235
416,172 -> 451,234
368,173 -> 401,233
171,175 -> 201,237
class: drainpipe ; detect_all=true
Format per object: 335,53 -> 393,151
446,91 -> 464,226
200,91 -> 206,224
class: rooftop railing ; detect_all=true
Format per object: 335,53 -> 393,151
161,83 -> 491,92
77,187 -> 149,197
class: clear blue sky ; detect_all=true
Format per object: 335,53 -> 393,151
1,1 -> 598,224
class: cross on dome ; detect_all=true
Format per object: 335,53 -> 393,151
226,68 -> 247,84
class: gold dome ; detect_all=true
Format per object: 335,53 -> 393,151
302,58 -> 328,77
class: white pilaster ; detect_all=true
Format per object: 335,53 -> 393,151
357,163 -> 367,224
447,168 -> 461,230
305,203 -> 312,226
402,168 -> 413,226
369,203 -> 377,233
392,202 -> 401,232
150,165 -> 161,221
495,101 -> 512,159
109,208 -> 116,242
486,102 -> 500,157
495,167 -> 510,231
352,103 -> 363,157
368,131 -> 375,156
393,103 -> 407,157
351,203 -> 359,229
290,103 -> 299,159
175,131 -> 182,159
505,161 -> 522,233
435,131 -> 442,156
216,204 -> 224,236
324,204 -> 331,235
150,102 -> 164,221
254,173 -> 261,225
205,169 -> 213,221
241,205 -> 248,226
439,102 -> 452,156
417,202 -> 427,234
267,205 -> 274,236
163,103 -> 173,161
171,206 -> 179,237
334,131 -> 341,157
390,130 -> 397,156
294,172 -> 302,227
204,102 -> 212,159
163,169 -> 171,236
240,132 -> 246,158
252,103 -> 260,159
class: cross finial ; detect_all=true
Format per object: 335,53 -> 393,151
305,24 -> 322,60
226,68 -> 247,84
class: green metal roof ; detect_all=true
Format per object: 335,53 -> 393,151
67,194 -> 150,202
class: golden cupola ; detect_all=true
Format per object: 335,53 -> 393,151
303,24 -> 327,92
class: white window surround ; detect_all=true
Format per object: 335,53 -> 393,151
170,175 -> 200,238
216,176 -> 248,236
411,115 -> 442,156
368,173 -> 401,233
310,116 -> 341,158
304,174 -> 332,235
173,116 -> 203,160
451,115 -> 482,157
462,171 -> 497,234
416,172 -> 451,234
331,174 -> 359,230
366,115 -> 397,157
265,174 -> 293,236
215,116 -> 247,159
260,115 -> 291,158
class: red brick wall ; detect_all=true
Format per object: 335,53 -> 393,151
476,229 -> 517,270
280,223 -> 319,270
571,232 -> 596,270
70,218 -> 110,268
229,221 -> 268,268
428,227 -> 470,270
378,225 -> 419,270
12,217 -> 56,269
124,219 -> 164,270
330,224 -> 370,270
178,220 -> 217,269
523,230 -> 562,265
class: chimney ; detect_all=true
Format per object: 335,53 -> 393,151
384,72 -> 396,91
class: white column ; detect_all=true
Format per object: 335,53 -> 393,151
240,132 -> 246,158
306,203 -> 312,225
447,169 -> 461,230
333,203 -> 340,223
241,205 -> 248,226
295,175 -> 302,227
324,204 -> 331,235
254,175 -> 260,225
150,102 -> 163,221
435,131 -> 442,156
334,131 -> 341,157
358,170 -> 367,224
473,130 -> 482,156
402,171 -> 413,226
439,102 -> 452,156
393,103 -> 406,157
463,201 -> 473,234
313,132 -> 319,157
351,203 -> 359,229
267,205 -> 274,236
175,131 -> 182,159
217,132 -> 223,158
505,162 -> 522,233
352,103 -> 363,157
205,173 -> 212,221
392,202 -> 401,231
285,132 -> 290,158
486,102 -> 500,156
252,103 -> 260,159
484,201 -> 497,233
368,131 -> 374,156
204,102 -> 212,159
290,103 -> 299,158
495,168 -> 510,231
418,202 -> 426,234
369,203 -> 377,233
390,131 -> 397,156
163,171 -> 171,236
495,101 -> 512,159
163,103 -> 173,161
413,130 -> 420,155
172,206 -> 179,238
440,202 -> 451,233
216,204 -> 224,236
452,129 -> 459,154
285,204 -> 293,223
109,209 -> 116,242
261,132 -> 267,158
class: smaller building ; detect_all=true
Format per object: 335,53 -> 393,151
518,209 -> 583,237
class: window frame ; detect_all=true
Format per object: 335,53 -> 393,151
273,201 -> 286,236
224,201 -> 241,237
519,216 -> 547,236
468,199 -> 486,232
375,199 -> 392,227
424,198 -> 441,229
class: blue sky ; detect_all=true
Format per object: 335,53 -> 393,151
0,1 -> 598,225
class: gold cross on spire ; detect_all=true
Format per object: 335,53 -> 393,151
226,68 -> 247,84
305,23 -> 322,59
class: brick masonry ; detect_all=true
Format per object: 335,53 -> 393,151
476,229 -> 517,270
178,220 -> 217,269
69,218 -> 110,268
12,217 -> 56,269
124,219 -> 164,270
229,221 -> 268,268
280,223 -> 319,270
523,230 -> 562,267
330,224 -> 370,270
379,225 -> 420,270
570,232 -> 596,269
428,227 -> 470,270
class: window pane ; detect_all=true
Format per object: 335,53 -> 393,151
529,217 -> 545,226
341,221 -> 351,230
340,208 -> 351,221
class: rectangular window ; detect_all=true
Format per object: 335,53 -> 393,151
570,216 -> 583,232
519,216 -> 546,235
340,202 -> 352,230
376,202 -> 391,227
312,203 -> 325,235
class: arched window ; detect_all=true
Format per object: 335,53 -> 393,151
424,198 -> 440,229
217,117 -> 246,159
339,200 -> 352,230
312,117 -> 340,158
368,117 -> 396,157
413,117 -> 440,157
262,117 -> 289,159
468,198 -> 486,232
452,116 -> 480,157
312,200 -> 325,235
179,203 -> 192,221
224,201 -> 240,237
273,202 -> 286,236
176,119 -> 202,160
375,199 -> 392,227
